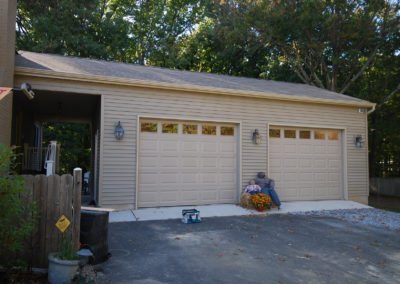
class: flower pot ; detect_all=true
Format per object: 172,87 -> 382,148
257,208 -> 265,212
48,252 -> 79,284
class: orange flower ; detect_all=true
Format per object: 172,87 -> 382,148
250,193 -> 271,210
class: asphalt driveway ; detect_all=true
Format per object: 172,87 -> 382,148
97,214 -> 400,284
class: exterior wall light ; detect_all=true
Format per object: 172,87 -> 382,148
355,135 -> 364,148
252,129 -> 262,145
114,121 -> 124,140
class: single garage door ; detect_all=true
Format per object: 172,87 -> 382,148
138,119 -> 238,207
269,127 -> 343,201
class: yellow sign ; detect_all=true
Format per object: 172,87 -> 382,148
56,215 -> 71,233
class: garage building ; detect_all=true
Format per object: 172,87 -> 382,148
7,51 -> 374,210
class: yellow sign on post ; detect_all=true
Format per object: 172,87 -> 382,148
56,215 -> 71,233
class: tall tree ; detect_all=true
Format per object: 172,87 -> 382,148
17,0 -> 130,61
176,1 -> 272,77
111,0 -> 207,66
248,0 -> 400,93
17,0 -> 206,66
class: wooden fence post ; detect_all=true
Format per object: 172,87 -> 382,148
45,175 -> 61,263
34,175 -> 47,268
72,168 -> 82,251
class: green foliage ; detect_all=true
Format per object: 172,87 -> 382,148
17,0 -> 130,60
42,122 -> 91,175
0,144 -> 38,269
16,0 -> 207,65
118,0 -> 207,67
57,236 -> 78,260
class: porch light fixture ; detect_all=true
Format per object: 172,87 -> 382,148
252,129 -> 262,145
12,82 -> 35,100
114,121 -> 124,140
355,135 -> 364,148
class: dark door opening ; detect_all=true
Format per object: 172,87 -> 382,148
12,89 -> 101,205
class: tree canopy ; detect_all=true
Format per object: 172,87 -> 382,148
16,0 -> 400,177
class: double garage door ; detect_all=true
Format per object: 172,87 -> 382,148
269,126 -> 343,201
138,120 -> 343,208
138,119 -> 238,208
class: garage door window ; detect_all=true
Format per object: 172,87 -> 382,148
300,130 -> 311,139
202,125 -> 216,135
183,124 -> 197,134
221,126 -> 234,136
284,130 -> 296,138
162,123 -> 178,133
141,122 -> 157,132
328,131 -> 338,140
315,131 -> 325,140
269,129 -> 280,138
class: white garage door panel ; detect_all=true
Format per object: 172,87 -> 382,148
269,127 -> 343,201
139,120 -> 238,207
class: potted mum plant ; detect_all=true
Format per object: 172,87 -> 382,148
250,193 -> 272,212
48,236 -> 79,284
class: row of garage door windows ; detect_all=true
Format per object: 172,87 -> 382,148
140,122 -> 338,140
141,122 -> 235,136
270,129 -> 339,140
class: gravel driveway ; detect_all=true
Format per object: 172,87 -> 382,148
290,208 -> 400,231
97,212 -> 400,284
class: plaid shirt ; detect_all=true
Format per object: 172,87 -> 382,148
244,184 -> 261,194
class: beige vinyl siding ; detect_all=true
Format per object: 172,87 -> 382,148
0,0 -> 17,87
0,91 -> 12,146
101,88 -> 367,209
0,0 -> 17,146
14,77 -> 369,209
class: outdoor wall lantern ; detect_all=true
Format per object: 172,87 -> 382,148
13,82 -> 35,100
355,135 -> 364,148
114,121 -> 124,140
252,129 -> 262,145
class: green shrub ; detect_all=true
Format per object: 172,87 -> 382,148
0,144 -> 37,269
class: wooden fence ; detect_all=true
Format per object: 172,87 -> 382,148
20,169 -> 81,268
370,177 -> 400,197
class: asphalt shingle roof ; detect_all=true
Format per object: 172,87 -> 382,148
15,51 -> 371,105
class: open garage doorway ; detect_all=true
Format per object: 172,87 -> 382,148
11,89 -> 101,205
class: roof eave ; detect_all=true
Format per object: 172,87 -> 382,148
14,67 -> 376,108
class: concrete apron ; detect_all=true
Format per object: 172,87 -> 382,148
109,200 -> 371,223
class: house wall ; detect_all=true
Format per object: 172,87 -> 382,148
14,76 -> 369,209
0,91 -> 13,145
0,0 -> 17,146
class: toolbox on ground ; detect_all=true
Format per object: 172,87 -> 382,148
182,209 -> 201,224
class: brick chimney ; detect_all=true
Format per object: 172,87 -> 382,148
0,0 -> 17,145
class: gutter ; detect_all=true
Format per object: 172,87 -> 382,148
14,67 -> 376,109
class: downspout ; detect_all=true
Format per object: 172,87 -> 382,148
367,104 -> 376,115
366,103 -> 376,192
